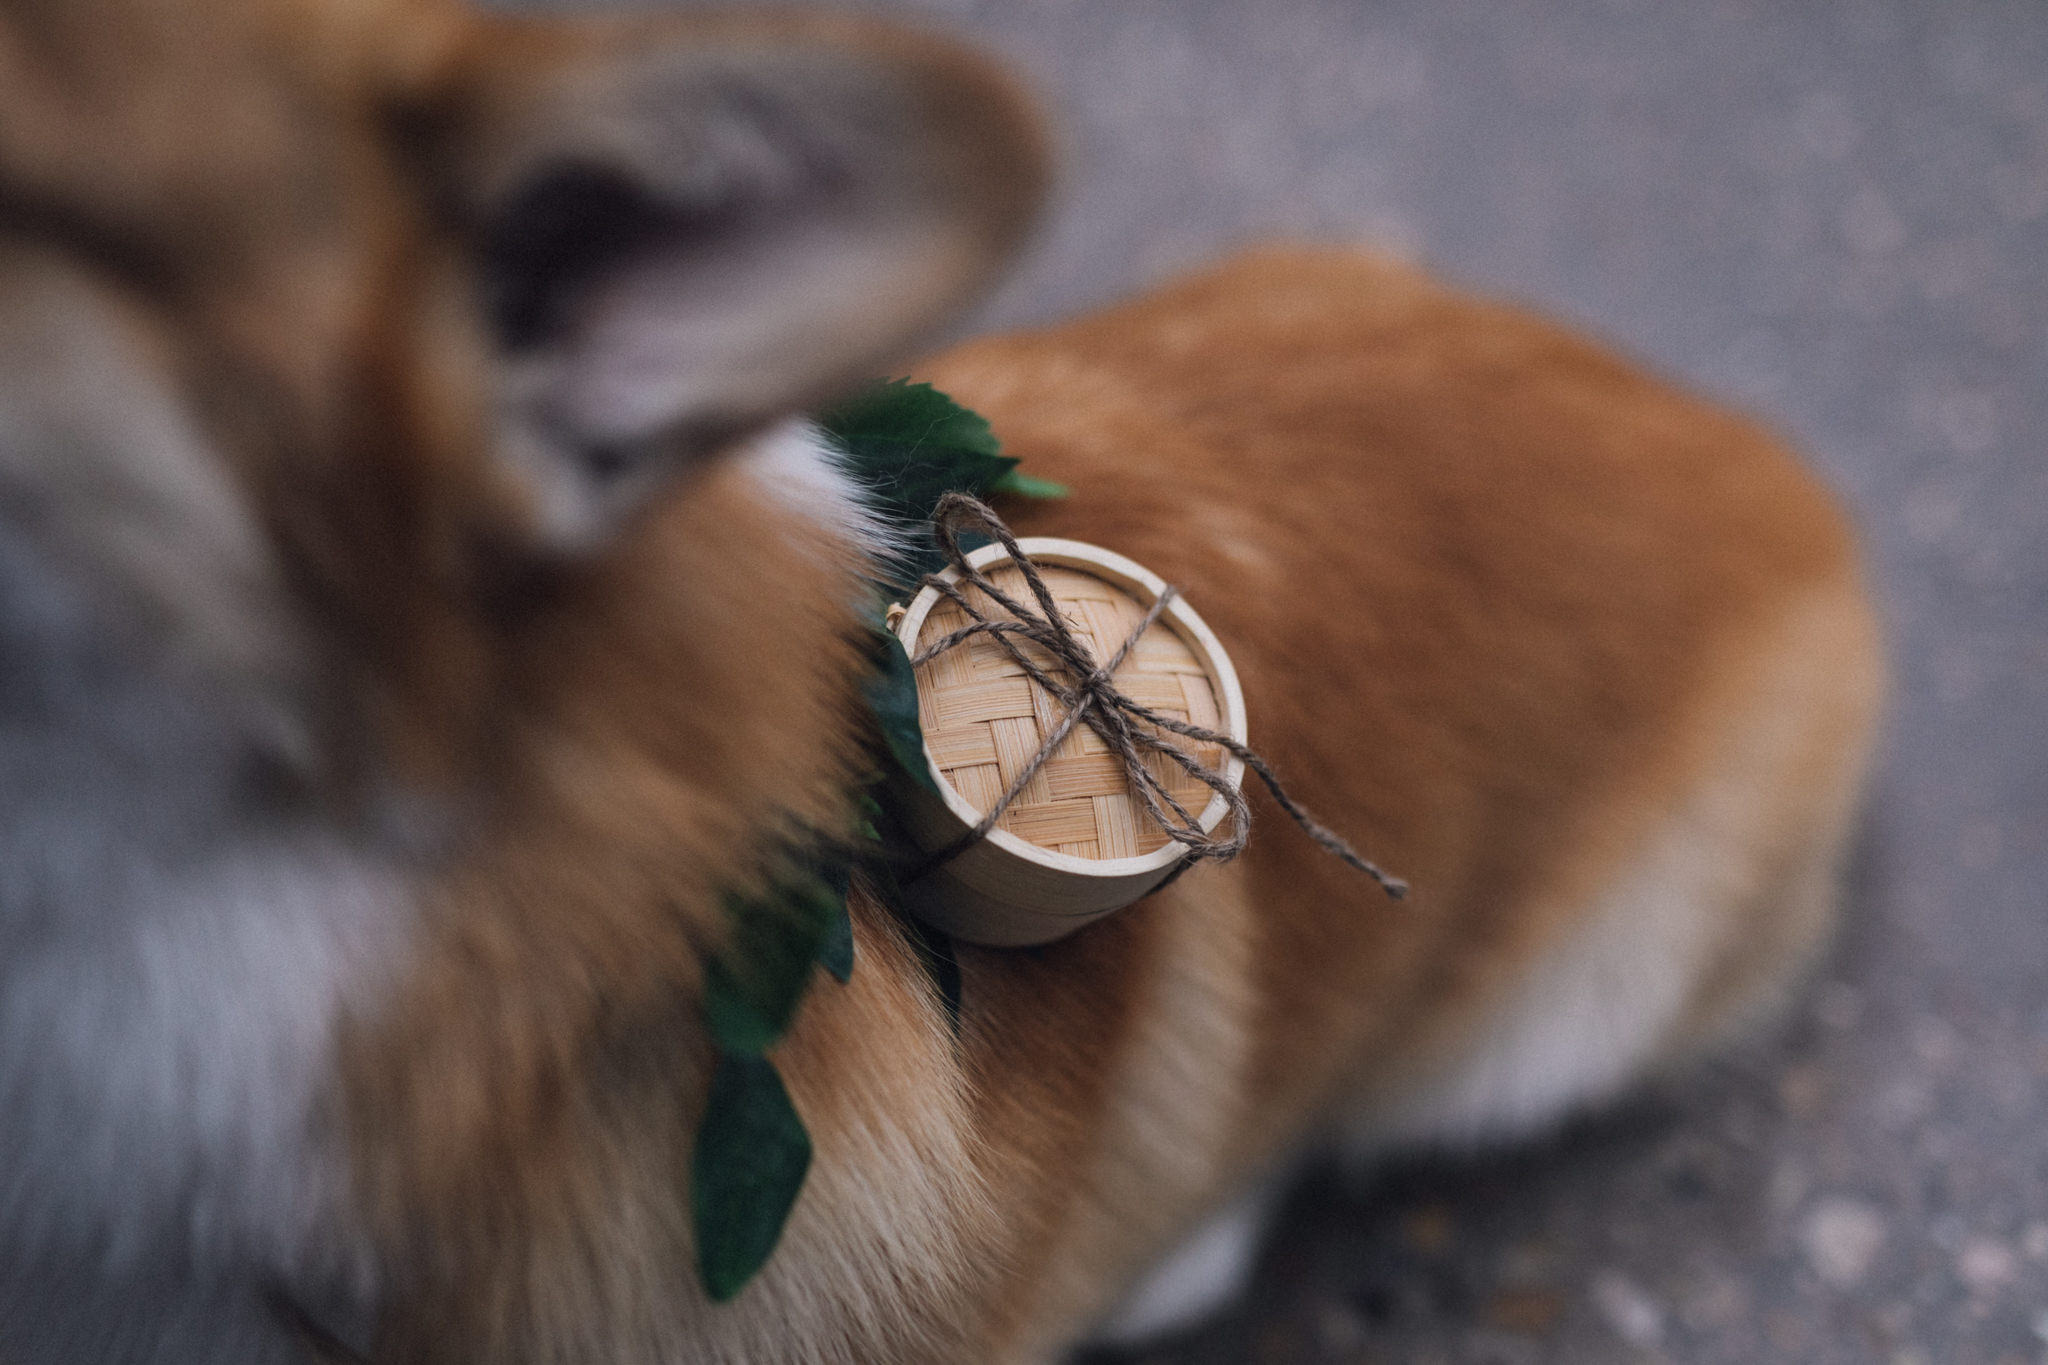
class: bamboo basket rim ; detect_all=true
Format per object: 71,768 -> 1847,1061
893,537 -> 1249,881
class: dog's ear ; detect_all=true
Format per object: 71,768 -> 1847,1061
424,16 -> 1048,548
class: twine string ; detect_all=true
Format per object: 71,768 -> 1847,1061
906,493 -> 1407,900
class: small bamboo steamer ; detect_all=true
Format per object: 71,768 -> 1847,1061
890,538 -> 1247,947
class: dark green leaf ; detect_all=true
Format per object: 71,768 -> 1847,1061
989,470 -> 1070,500
817,907 -> 855,986
821,377 -> 1002,457
704,868 -> 843,1055
851,791 -> 897,848
820,379 -> 1019,528
863,631 -> 940,795
702,960 -> 782,1056
816,854 -> 855,985
693,1052 -> 813,1302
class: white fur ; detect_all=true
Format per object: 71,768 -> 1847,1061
1081,853 -> 1716,1345
1090,1177 -> 1284,1346
0,835 -> 407,1273
0,250 -> 413,1347
738,417 -> 899,560
498,407 -> 892,557
1038,880 -> 1263,1355
1089,593 -> 1873,1351
1356,589 -> 1867,1150
1361,826 -> 1734,1146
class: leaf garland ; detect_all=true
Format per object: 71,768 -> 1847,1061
689,379 -> 1064,1300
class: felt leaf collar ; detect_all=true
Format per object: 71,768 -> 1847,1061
689,380 -> 1062,1302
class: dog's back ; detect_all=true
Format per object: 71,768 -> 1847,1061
907,245 -> 1882,1353
0,2 -> 1879,1362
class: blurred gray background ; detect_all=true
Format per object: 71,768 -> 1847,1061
535,0 -> 2048,1359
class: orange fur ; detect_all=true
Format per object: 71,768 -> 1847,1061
356,256 -> 1881,1361
900,249 -> 1884,1354
0,3 -> 1880,1362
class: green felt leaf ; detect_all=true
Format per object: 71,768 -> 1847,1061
820,379 -> 1018,528
704,864 -> 845,1055
853,792 -> 895,849
823,376 -> 1002,457
693,1051 -> 813,1302
864,631 -> 940,796
702,959 -> 781,1056
989,470 -> 1070,500
817,907 -> 855,986
817,856 -> 855,985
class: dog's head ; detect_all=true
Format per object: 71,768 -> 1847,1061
0,0 -> 1044,1348
0,0 -> 1044,831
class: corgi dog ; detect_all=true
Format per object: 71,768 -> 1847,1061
0,0 -> 1883,1361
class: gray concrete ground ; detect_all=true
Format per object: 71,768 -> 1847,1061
546,1 -> 2048,1359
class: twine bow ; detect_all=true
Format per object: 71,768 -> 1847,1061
908,494 -> 1407,900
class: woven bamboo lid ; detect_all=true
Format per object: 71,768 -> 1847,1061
890,538 -> 1247,946
917,562 -> 1228,857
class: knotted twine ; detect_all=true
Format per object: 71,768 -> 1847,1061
905,493 -> 1407,900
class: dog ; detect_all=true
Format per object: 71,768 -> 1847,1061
0,0 -> 1883,1360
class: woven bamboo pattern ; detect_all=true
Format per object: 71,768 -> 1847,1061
912,564 -> 1227,859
